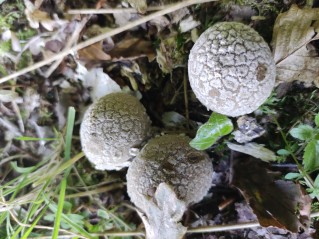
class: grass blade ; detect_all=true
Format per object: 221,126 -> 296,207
52,107 -> 75,239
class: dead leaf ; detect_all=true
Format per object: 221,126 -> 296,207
109,37 -> 155,61
232,116 -> 265,143
78,41 -> 111,61
156,33 -> 185,73
272,5 -> 319,87
113,11 -> 141,28
179,16 -> 200,33
45,40 -> 64,53
119,61 -> 146,90
231,156 -> 311,233
127,0 -> 147,13
0,90 -> 20,103
227,142 -> 277,162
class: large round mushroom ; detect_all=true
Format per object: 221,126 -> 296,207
127,134 -> 212,206
80,92 -> 151,170
188,21 -> 276,117
126,134 -> 213,239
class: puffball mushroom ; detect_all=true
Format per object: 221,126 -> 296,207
188,22 -> 276,117
80,92 -> 151,170
126,134 -> 213,239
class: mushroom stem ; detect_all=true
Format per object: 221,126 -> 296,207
136,183 -> 187,239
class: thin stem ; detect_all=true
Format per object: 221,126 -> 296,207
187,221 -> 260,234
0,0 -> 218,84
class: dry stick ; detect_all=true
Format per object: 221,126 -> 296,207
0,0 -> 217,84
68,5 -> 167,14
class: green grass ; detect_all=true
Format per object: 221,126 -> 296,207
52,107 -> 75,239
0,105 -> 138,239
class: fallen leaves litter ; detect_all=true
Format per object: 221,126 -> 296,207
109,36 -> 156,61
78,41 -> 111,62
231,156 -> 311,233
272,4 -> 319,87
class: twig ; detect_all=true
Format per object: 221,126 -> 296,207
187,221 -> 260,234
0,0 -> 218,84
67,5 -> 167,14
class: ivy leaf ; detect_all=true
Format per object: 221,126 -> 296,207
303,140 -> 319,171
190,112 -> 233,150
290,125 -> 314,141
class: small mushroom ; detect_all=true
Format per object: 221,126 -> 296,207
126,134 -> 213,239
188,21 -> 276,117
80,92 -> 151,170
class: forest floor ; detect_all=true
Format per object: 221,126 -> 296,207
0,0 -> 319,238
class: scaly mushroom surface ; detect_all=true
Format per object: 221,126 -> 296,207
80,92 -> 151,170
126,134 -> 213,239
188,21 -> 276,117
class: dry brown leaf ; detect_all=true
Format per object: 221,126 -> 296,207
45,40 -> 64,53
272,5 -> 319,87
109,37 -> 155,61
231,156 -> 311,233
78,41 -> 111,61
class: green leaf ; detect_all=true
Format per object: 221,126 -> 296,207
314,174 -> 319,188
303,140 -> 319,171
290,124 -> 314,140
285,172 -> 301,180
277,149 -> 290,156
315,113 -> 319,127
190,112 -> 233,150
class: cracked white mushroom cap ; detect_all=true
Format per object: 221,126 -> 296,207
80,92 -> 151,171
188,21 -> 276,117
126,134 -> 213,239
